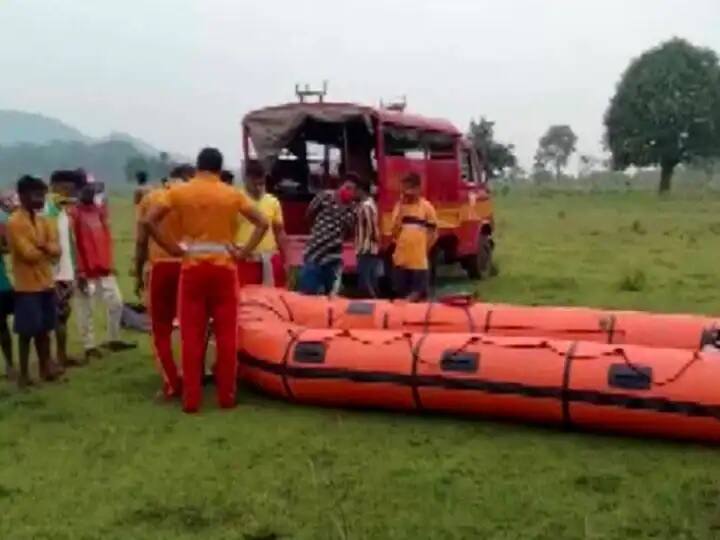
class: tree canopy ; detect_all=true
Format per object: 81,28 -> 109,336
467,117 -> 517,179
604,38 -> 720,192
534,125 -> 578,179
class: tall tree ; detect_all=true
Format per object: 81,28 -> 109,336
605,38 -> 720,193
467,117 -> 517,179
534,125 -> 578,179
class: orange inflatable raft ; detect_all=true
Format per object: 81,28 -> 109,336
239,287 -> 720,350
237,287 -> 720,442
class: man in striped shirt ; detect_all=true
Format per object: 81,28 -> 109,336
298,174 -> 359,296
354,177 -> 381,298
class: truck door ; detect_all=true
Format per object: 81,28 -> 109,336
456,144 -> 484,255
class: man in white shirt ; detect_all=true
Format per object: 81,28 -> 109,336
46,171 -> 83,367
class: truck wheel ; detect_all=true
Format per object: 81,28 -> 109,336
462,234 -> 494,280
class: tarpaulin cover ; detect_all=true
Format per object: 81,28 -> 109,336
243,104 -> 373,167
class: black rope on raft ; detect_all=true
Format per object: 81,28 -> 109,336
483,309 -> 493,333
278,294 -> 295,322
238,300 -> 288,322
279,328 -> 304,400
424,301 -> 435,334
609,347 -> 701,388
409,333 -> 428,411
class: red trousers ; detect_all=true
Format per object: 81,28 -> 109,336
148,260 -> 181,397
236,253 -> 287,288
178,261 -> 238,413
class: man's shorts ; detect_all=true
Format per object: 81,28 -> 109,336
0,289 -> 14,318
14,290 -> 57,337
55,281 -> 74,324
298,261 -> 342,296
392,267 -> 429,300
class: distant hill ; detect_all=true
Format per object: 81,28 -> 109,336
0,110 -> 90,146
0,110 -> 186,188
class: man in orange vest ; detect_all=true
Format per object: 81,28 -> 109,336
144,148 -> 267,413
134,165 -> 193,399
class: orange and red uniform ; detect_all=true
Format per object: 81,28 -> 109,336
158,172 -> 253,412
137,188 -> 183,398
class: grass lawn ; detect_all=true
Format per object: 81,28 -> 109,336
2,191 -> 720,539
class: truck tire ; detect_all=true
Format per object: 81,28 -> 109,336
462,234 -> 494,280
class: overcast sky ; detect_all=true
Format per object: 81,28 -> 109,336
1,0 -> 719,170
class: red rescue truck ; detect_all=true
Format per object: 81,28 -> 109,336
242,99 -> 495,282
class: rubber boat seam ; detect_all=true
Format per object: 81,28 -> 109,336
239,356 -> 720,420
561,341 -> 578,429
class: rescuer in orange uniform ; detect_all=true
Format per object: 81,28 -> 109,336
134,165 -> 194,399
144,149 -> 268,412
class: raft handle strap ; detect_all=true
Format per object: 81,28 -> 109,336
561,341 -> 578,429
280,330 -> 303,400
410,334 -> 428,412
601,315 -> 617,344
278,294 -> 295,322
483,309 -> 494,333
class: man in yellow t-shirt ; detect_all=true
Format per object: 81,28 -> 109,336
236,160 -> 287,287
391,173 -> 437,301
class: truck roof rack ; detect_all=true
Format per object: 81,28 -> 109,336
295,81 -> 328,103
380,96 -> 407,112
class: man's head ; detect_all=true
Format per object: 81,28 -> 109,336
17,175 -> 48,211
196,148 -> 223,174
166,164 -> 195,186
220,170 -> 235,185
49,170 -> 80,200
79,182 -> 97,206
352,173 -> 372,200
136,171 -> 148,186
401,173 -> 422,203
337,172 -> 360,205
244,160 -> 266,197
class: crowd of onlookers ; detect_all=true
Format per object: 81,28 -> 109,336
1,170 -> 135,388
2,152 -> 439,410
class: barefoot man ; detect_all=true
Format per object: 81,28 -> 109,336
144,148 -> 268,413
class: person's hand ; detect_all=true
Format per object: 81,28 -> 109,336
167,242 -> 187,259
227,244 -> 250,261
135,275 -> 144,299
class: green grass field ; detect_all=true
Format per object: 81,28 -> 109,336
2,192 -> 720,540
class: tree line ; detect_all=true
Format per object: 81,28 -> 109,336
471,37 -> 720,193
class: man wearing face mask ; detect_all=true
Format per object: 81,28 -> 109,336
298,173 -> 359,296
72,181 -> 136,362
7,176 -> 61,387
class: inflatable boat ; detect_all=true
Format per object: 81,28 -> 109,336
237,287 -> 720,443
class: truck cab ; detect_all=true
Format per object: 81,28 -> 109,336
242,101 -> 495,280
